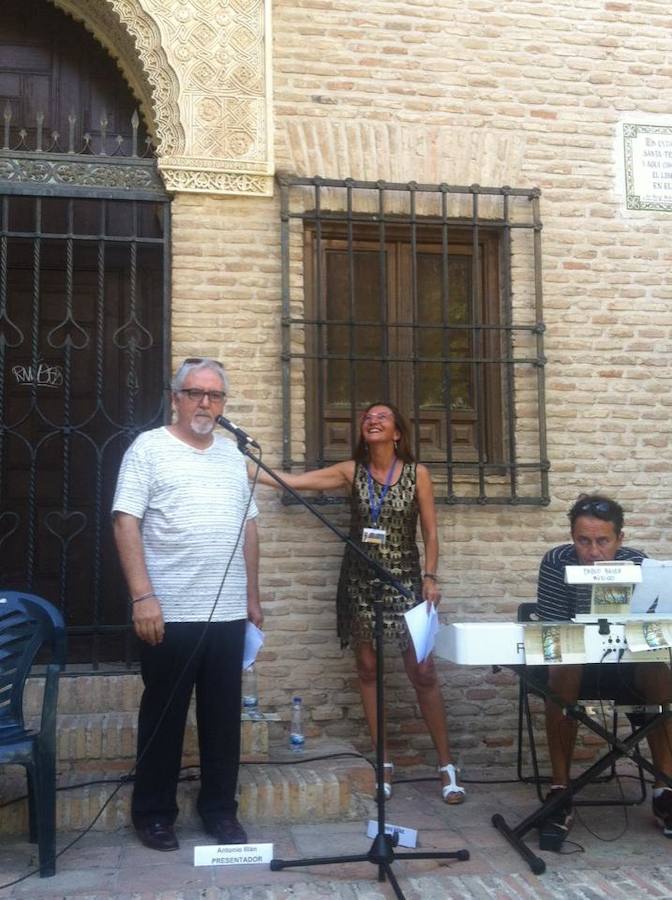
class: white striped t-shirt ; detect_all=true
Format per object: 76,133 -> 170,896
112,427 -> 258,622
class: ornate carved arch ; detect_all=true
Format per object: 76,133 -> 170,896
49,1 -> 273,195
51,0 -> 185,156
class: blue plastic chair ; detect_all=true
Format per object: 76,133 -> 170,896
0,591 -> 66,877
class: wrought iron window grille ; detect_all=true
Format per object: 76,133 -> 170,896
278,174 -> 549,506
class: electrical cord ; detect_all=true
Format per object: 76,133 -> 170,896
563,644 -> 672,845
395,775 -> 521,785
0,443 -> 262,891
0,753 -> 375,811
6,642 -> 661,889
529,648 -> 621,848
550,644 -> 672,848
571,655 -> 629,843
0,752 -> 535,818
618,646 -> 672,796
557,838 -> 585,855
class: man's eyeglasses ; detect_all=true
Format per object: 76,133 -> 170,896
179,389 -> 226,403
362,412 -> 392,424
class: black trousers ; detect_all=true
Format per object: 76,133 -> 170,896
131,619 -> 246,828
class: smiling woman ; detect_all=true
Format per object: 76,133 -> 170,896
252,400 -> 466,805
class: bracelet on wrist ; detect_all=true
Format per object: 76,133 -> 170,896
131,591 -> 156,604
423,573 -> 439,582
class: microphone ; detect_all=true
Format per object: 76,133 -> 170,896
215,415 -> 261,449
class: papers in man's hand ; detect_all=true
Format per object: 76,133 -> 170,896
243,622 -> 264,669
404,602 -> 438,663
631,559 -> 672,615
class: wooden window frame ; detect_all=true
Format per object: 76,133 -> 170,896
303,221 -> 504,467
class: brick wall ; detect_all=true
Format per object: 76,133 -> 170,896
169,0 -> 672,770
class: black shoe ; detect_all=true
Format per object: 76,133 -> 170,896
204,815 -> 248,845
539,788 -> 573,852
653,789 -> 672,837
135,821 -> 179,852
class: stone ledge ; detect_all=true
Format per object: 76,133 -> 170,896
0,739 -> 373,834
24,709 -> 281,767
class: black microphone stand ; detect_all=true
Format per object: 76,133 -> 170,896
236,436 -> 468,900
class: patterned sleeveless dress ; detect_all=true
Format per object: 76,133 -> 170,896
336,461 -> 423,650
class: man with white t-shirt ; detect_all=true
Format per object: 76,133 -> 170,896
112,358 -> 262,852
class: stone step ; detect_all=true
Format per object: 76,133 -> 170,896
41,710 -> 279,768
0,739 -> 373,835
25,670 -> 282,766
25,672 -> 166,715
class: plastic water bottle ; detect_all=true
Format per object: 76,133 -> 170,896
242,665 -> 258,711
289,696 -> 305,752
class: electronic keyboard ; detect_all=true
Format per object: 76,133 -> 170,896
434,621 -> 672,665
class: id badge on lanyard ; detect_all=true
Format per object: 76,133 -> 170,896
363,462 -> 396,545
362,527 -> 386,545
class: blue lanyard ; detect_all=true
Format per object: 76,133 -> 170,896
366,461 -> 397,526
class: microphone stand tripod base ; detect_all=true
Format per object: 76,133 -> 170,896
268,598 -> 469,900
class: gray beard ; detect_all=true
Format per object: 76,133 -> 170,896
191,416 -> 215,436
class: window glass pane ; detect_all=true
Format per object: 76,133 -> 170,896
106,200 -> 134,236
416,253 -> 473,410
326,248 -> 384,404
7,195 -> 36,233
138,202 -> 164,238
41,197 -> 68,234
73,199 -> 101,235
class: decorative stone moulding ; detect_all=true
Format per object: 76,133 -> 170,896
52,0 -> 274,197
0,153 -> 167,200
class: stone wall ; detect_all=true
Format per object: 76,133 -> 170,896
168,0 -> 672,769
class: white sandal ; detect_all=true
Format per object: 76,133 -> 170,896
376,761 -> 394,800
438,763 -> 466,805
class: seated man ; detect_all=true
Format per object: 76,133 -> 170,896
537,493 -> 672,841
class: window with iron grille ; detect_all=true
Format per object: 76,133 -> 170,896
279,175 -> 549,505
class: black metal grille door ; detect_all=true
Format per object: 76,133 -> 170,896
0,194 -> 170,664
0,0 -> 171,665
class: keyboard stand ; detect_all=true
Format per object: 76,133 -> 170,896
492,665 -> 672,875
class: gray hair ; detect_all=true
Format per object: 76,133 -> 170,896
171,358 -> 229,394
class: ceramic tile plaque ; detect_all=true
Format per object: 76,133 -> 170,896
623,122 -> 672,211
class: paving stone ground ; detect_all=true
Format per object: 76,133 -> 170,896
2,772 -> 671,899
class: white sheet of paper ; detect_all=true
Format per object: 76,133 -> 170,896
243,622 -> 264,669
366,820 -> 417,848
404,602 -> 438,663
426,604 -> 439,658
631,559 -> 672,615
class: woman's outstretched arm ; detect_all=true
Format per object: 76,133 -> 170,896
250,459 -> 356,493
